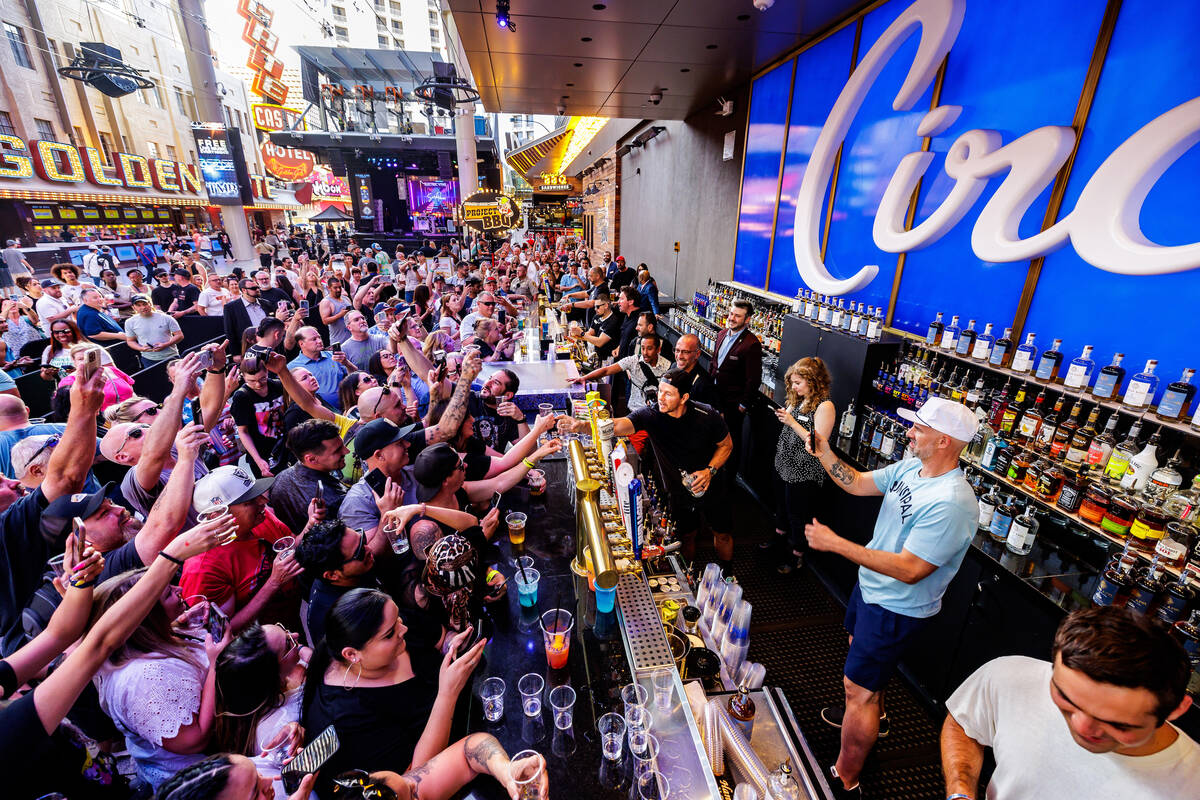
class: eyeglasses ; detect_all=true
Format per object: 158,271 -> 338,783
343,528 -> 368,565
369,387 -> 392,418
113,425 -> 147,460
477,301 -> 495,307
52,328 -> 72,337
455,459 -> 467,472
131,404 -> 161,421
27,434 -> 61,465
270,623 -> 301,659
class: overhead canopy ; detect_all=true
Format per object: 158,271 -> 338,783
308,205 -> 355,221
504,117 -> 606,185
296,46 -> 449,95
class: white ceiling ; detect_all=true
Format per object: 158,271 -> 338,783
448,0 -> 863,119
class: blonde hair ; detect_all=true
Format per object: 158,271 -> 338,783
784,356 -> 832,414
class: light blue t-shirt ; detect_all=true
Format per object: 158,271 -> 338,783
859,457 -> 978,618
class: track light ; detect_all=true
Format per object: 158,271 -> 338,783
496,0 -> 515,31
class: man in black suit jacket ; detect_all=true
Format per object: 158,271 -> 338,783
710,299 -> 763,477
223,278 -> 269,351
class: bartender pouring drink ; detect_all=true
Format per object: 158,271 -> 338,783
791,397 -> 979,798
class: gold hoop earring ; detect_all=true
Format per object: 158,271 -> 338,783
344,660 -> 363,692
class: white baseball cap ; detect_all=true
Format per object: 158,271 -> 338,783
193,465 -> 273,511
897,397 -> 978,443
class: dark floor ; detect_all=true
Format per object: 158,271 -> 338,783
694,485 -> 947,800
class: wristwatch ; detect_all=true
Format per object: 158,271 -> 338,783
706,465 -> 718,476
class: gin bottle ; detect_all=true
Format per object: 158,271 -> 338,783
1062,345 -> 1096,390
1090,352 -> 1126,400
1122,359 -> 1160,410
971,322 -> 996,362
1010,333 -> 1038,374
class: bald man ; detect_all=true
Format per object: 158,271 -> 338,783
673,334 -> 715,406
287,326 -> 348,409
0,396 -> 99,491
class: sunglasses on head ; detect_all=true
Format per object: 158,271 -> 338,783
27,434 -> 61,465
113,425 -> 147,459
131,404 -> 161,421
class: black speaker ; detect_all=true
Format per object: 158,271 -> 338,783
437,151 -> 452,178
78,43 -> 140,98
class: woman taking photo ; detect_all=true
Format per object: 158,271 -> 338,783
769,357 -> 835,574
40,319 -> 113,378
301,589 -> 485,795
57,343 -> 135,412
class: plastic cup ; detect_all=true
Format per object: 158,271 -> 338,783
651,669 -> 673,712
595,580 -> 616,614
621,682 -> 648,718
626,704 -> 652,756
510,749 -> 544,800
549,685 -> 576,730
197,504 -> 234,544
383,521 -> 410,555
518,673 -> 544,718
513,568 -> 540,609
480,677 -> 505,722
272,536 -> 296,556
631,732 -> 659,781
260,737 -> 290,769
526,468 -> 546,496
506,512 -> 528,546
540,609 -> 573,670
48,553 -> 66,579
516,555 -> 535,573
639,773 -> 669,800
597,712 -> 625,761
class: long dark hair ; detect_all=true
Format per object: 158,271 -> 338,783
153,754 -> 233,800
339,371 -> 372,416
89,569 -> 203,670
413,283 -> 431,313
214,624 -> 286,756
303,588 -> 390,710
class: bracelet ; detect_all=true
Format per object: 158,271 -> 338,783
159,551 -> 185,567
947,794 -> 974,800
206,367 -> 225,375
523,458 -> 536,469
70,577 -> 99,588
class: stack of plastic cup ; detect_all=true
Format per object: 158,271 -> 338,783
710,583 -> 743,646
701,576 -> 728,631
696,564 -> 722,617
720,600 -> 752,675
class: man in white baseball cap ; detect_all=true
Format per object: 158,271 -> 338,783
789,396 -> 979,798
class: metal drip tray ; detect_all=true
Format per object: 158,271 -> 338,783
616,571 -> 674,671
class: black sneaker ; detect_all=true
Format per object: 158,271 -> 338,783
777,552 -> 803,574
819,706 -> 890,738
827,765 -> 862,799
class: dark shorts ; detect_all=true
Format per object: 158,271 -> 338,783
843,583 -> 930,692
674,471 -> 734,534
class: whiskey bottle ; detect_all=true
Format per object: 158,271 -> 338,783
858,304 -> 871,338
1011,333 -> 1038,375
1036,396 -> 1066,452
867,307 -> 883,341
728,684 -> 757,740
1034,338 -> 1065,382
830,298 -> 844,329
965,376 -> 985,410
978,483 -> 999,530
1062,345 -> 1096,391
1064,406 -> 1100,468
1121,359 -> 1160,410
1092,549 -> 1138,606
1156,368 -> 1196,421
1049,400 -> 1084,461
987,380 -> 1012,429
989,492 -> 1016,543
846,303 -> 860,335
1125,556 -> 1166,615
926,311 -> 945,346
1006,501 -> 1040,556
971,322 -> 995,362
1104,419 -> 1144,486
999,384 -> 1029,435
1085,412 -> 1119,472
940,315 -> 962,351
1090,353 -> 1126,400
1016,390 -> 1046,444
992,432 -> 1017,477
1156,566 -> 1198,624
989,327 -> 1015,368
956,319 -> 978,357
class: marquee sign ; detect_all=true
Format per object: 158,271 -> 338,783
251,103 -> 304,133
533,172 -> 579,193
0,134 -> 202,193
789,0 -> 1200,295
260,141 -> 315,181
459,190 -> 519,232
238,0 -> 288,105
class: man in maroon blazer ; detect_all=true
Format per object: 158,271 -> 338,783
710,299 -> 763,478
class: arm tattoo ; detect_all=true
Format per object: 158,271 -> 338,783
463,733 -> 506,774
403,762 -> 432,800
828,458 -> 857,487
428,368 -> 473,443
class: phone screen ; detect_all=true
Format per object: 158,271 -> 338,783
329,341 -> 341,353
71,517 -> 87,562
365,468 -> 388,496
489,491 -> 501,511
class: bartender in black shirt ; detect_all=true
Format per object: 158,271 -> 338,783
560,368 -> 735,575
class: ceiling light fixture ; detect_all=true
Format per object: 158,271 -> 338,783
495,0 -> 515,32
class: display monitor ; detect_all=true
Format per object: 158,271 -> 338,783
406,177 -> 458,216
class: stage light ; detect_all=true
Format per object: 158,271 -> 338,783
496,0 -> 515,31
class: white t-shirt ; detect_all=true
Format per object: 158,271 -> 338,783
946,656 -> 1200,800
35,295 -> 69,334
617,353 -> 671,411
197,287 -> 232,316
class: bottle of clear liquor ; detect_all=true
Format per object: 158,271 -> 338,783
1062,345 -> 1096,390
830,298 -> 843,329
867,307 -> 883,341
1163,475 -> 1200,523
1156,368 -> 1196,421
1122,359 -> 1160,410
1145,449 -> 1184,503
989,327 -> 1015,368
977,483 -> 998,531
1011,333 -> 1038,375
971,322 -> 996,362
1034,338 -> 1065,382
926,311 -> 945,346
1006,501 -> 1040,555
940,315 -> 962,351
956,319 -> 978,357
838,400 -> 858,441
1090,353 -> 1126,400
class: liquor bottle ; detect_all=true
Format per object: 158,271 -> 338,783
989,493 -> 1016,543
1121,359 -> 1160,410
879,420 -> 898,462
1169,612 -> 1200,693
846,303 -> 860,334
1064,406 -> 1100,468
971,323 -> 995,362
1145,449 -> 1183,503
1006,447 -> 1031,486
768,762 -> 802,800
1011,333 -> 1038,375
1006,502 -> 1040,556
981,429 -> 1010,473
838,400 -> 858,441
728,684 -> 757,740
940,315 -> 962,351
1156,566 -> 1198,624
858,304 -> 871,338
1049,400 -> 1084,461
988,327 -> 1015,368
978,483 -> 999,530
806,293 -> 819,322
965,376 -> 985,410
1119,429 -> 1161,491
1062,345 -> 1096,391
1025,452 -> 1049,494
1036,395 -> 1066,452
926,311 -> 945,346
968,418 -> 993,462
1091,548 -> 1138,606
1156,368 -> 1196,421
1000,384 -> 1028,434
866,307 -> 882,341
1016,390 -> 1046,444
1091,353 -> 1126,400
1104,419 -> 1144,486
830,299 -> 843,329
956,319 -> 978,357
987,380 -> 1012,429
1126,554 -> 1167,615
1163,475 -> 1200,523
1084,412 -> 1119,472
1034,338 -> 1065,382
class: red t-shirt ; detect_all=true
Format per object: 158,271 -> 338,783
179,510 -> 300,626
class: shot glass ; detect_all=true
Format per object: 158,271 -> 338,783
513,567 -> 540,609
480,677 -> 505,723
597,712 -> 625,761
625,704 -> 652,756
540,609 -> 573,670
509,749 -> 545,800
48,553 -> 66,579
631,733 -> 659,782
272,536 -> 296,557
621,682 -> 648,718
639,772 -> 670,800
518,673 -> 544,718
651,669 -> 673,712
549,685 -> 576,730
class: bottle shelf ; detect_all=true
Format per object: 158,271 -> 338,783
961,451 -> 1196,587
